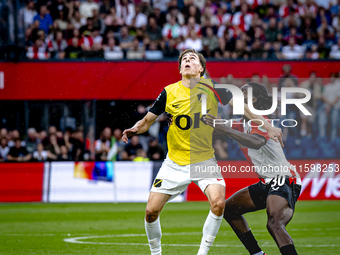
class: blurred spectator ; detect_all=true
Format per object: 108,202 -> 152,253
265,17 -> 282,43
182,1 -> 201,24
26,38 -> 50,60
299,0 -> 318,19
95,127 -> 112,161
116,0 -> 135,25
202,26 -> 218,52
25,128 -> 40,154
66,128 -> 84,161
42,126 -> 65,147
55,7 -> 68,31
299,71 -> 322,136
79,0 -> 100,19
92,9 -> 104,33
279,0 -> 299,19
127,4 -> 147,28
104,7 -> 123,27
0,137 -> 9,161
184,29 -> 203,51
133,148 -> 150,162
140,0 -> 154,17
152,7 -> 167,28
148,137 -> 165,161
33,143 -> 57,161
250,39 -> 263,59
282,37 -> 304,59
146,16 -> 163,42
84,42 -> 104,58
162,16 -> 181,39
45,134 -> 61,157
163,39 -> 179,57
7,130 -> 22,148
71,10 -> 86,29
283,27 -> 303,45
49,30 -> 68,58
122,136 -> 143,160
104,38 -> 124,59
318,73 -> 340,140
108,128 -> 125,161
332,11 -> 340,38
57,145 -> 73,161
181,17 -> 201,38
166,6 -> 185,26
23,0 -> 37,28
92,27 -> 103,44
330,37 -> 340,58
317,35 -> 331,58
145,42 -> 163,59
278,64 -> 298,91
232,3 -> 253,32
7,139 -> 31,162
127,38 -> 145,59
100,0 -> 115,19
33,5 -> 53,34
0,128 -> 8,139
117,25 -> 134,50
65,38 -> 83,58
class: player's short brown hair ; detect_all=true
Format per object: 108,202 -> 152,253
178,49 -> 206,77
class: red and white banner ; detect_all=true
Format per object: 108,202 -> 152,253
1,61 -> 340,100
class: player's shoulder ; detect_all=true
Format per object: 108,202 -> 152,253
165,81 -> 181,89
198,78 -> 216,87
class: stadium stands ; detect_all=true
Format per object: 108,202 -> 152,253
1,0 -> 340,60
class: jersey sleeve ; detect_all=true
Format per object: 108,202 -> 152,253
212,80 -> 233,105
149,89 -> 167,116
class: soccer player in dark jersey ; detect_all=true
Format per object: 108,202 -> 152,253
122,50 -> 283,255
204,82 -> 301,255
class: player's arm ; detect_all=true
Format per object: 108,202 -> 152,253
228,98 -> 284,147
203,114 -> 266,150
213,82 -> 283,147
122,112 -> 158,143
122,89 -> 167,143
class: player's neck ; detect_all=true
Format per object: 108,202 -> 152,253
182,75 -> 201,89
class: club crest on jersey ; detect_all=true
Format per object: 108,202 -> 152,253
197,93 -> 203,102
258,125 -> 267,133
153,179 -> 163,187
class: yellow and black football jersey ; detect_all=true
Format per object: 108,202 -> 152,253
149,78 -> 232,165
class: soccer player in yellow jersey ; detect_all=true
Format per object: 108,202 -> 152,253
122,49 -> 283,255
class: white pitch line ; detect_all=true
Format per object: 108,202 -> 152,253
63,233 -> 340,248
4,227 -> 340,236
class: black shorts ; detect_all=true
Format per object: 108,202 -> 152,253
248,176 -> 301,211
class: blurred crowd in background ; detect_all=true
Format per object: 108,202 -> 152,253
2,0 -> 340,60
1,64 -> 340,162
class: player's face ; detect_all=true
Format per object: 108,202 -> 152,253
180,53 -> 203,77
241,85 -> 257,104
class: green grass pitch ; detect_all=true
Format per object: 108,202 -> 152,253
0,201 -> 339,254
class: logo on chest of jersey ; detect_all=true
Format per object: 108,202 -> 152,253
175,109 -> 211,130
172,103 -> 181,109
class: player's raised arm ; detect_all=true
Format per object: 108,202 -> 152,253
203,114 -> 266,150
228,98 -> 284,147
122,112 -> 158,143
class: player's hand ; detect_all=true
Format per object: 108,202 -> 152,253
203,114 -> 229,133
122,127 -> 138,143
268,126 -> 284,147
166,113 -> 173,127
